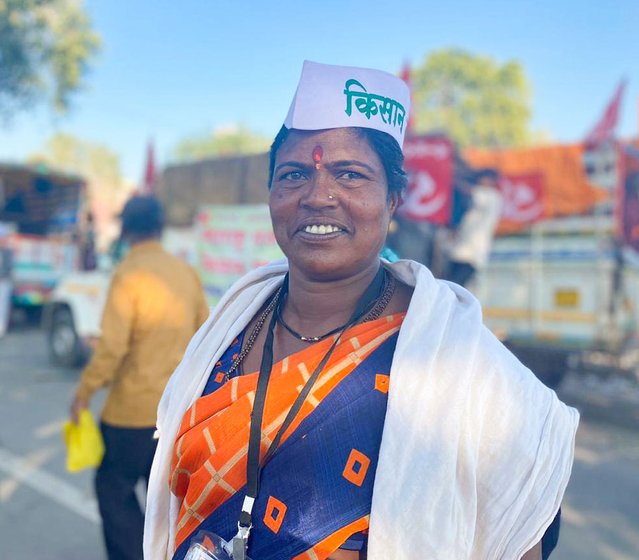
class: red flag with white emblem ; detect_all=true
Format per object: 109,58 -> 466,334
399,135 -> 454,225
498,172 -> 545,227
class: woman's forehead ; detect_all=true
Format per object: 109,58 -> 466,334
278,128 -> 378,161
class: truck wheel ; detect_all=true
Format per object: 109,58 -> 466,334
48,307 -> 84,367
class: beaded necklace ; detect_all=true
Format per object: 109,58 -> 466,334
224,270 -> 395,380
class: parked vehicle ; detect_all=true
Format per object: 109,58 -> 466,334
42,268 -> 109,366
474,216 -> 639,387
0,163 -> 89,323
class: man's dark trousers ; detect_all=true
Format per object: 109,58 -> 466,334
96,422 -> 157,560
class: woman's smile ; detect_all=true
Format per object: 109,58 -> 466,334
295,217 -> 350,242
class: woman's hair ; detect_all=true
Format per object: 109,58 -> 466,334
268,126 -> 408,197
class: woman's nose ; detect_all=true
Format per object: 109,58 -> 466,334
301,171 -> 338,208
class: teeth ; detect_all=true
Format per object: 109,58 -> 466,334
304,224 -> 341,235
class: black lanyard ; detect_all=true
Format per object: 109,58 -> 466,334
236,267 -> 386,541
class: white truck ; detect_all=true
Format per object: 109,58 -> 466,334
42,268 -> 110,366
475,215 -> 639,387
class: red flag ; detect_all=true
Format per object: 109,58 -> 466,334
141,140 -> 157,194
584,80 -> 626,148
498,172 -> 545,227
399,62 -> 415,135
399,135 -> 453,224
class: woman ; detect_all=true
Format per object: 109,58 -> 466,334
145,61 -> 578,560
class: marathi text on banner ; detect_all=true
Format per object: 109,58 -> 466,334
195,205 -> 283,304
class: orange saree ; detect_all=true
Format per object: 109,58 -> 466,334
170,313 -> 404,559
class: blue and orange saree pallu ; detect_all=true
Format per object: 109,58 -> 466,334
170,313 -> 404,560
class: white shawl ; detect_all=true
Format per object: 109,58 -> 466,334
144,259 -> 578,560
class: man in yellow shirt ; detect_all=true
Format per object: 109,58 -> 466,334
70,195 -> 209,560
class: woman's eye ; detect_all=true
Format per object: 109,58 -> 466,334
339,171 -> 365,181
280,171 -> 306,181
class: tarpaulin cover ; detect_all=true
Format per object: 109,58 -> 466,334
465,143 -> 608,233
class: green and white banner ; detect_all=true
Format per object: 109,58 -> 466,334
195,205 -> 283,304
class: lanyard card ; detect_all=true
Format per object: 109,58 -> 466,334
184,531 -> 252,560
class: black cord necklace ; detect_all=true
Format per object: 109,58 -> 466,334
275,269 -> 394,343
276,303 -> 348,342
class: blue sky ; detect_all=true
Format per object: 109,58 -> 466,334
1,0 -> 638,182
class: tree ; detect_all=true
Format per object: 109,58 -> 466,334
173,124 -> 271,162
0,0 -> 100,117
411,49 -> 532,149
29,132 -> 124,194
29,133 -> 132,247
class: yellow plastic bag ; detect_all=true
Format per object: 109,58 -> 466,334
63,410 -> 105,472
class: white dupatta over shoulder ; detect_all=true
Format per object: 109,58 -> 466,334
144,259 -> 579,560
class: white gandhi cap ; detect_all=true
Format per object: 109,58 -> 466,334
284,60 -> 411,148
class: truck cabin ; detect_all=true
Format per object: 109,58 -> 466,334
0,163 -> 86,237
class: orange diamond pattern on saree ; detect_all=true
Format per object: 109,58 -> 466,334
342,449 -> 371,487
374,373 -> 390,394
263,495 -> 288,534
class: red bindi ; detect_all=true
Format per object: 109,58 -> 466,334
312,145 -> 323,169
